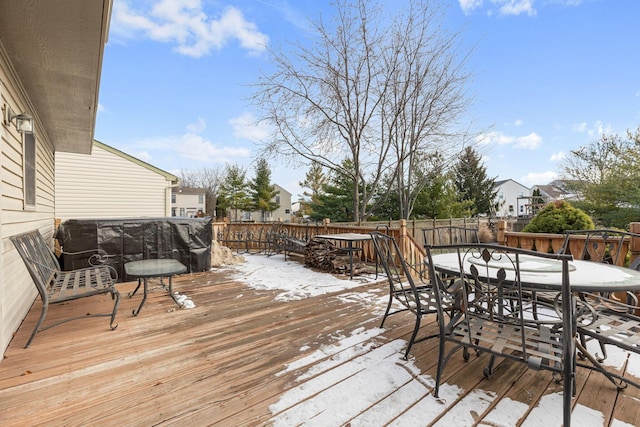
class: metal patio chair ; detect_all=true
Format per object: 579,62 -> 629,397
370,232 -> 456,359
425,243 -> 575,426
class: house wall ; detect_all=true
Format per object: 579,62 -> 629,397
272,184 -> 292,222
55,144 -> 174,221
1,58 -> 56,354
242,184 -> 293,222
495,180 -> 530,217
172,192 -> 205,217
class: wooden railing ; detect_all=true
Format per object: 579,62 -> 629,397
497,220 -> 640,267
212,219 -> 427,270
215,219 -> 640,271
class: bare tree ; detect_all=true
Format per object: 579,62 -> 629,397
179,167 -> 224,217
382,1 -> 473,218
252,0 -> 472,221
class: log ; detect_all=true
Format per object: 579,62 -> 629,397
304,238 -> 369,276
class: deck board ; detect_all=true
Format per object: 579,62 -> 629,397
0,257 -> 638,426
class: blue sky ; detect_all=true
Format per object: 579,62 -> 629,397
95,0 -> 640,201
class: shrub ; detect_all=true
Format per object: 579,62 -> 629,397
522,200 -> 594,234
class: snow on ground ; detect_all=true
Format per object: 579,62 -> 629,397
222,254 -> 640,426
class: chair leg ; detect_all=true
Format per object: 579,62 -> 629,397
433,326 -> 446,398
24,304 -> 48,348
109,290 -> 120,330
380,294 -> 394,328
404,315 -> 422,360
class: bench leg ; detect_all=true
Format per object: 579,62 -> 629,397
24,304 -> 48,348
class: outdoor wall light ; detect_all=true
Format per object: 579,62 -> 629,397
3,104 -> 34,134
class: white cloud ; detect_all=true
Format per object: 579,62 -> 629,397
175,132 -> 250,162
476,130 -> 541,149
111,1 -> 268,58
459,0 -> 484,14
550,151 -> 566,162
186,117 -> 206,133
476,131 -> 514,146
513,132 -> 542,149
497,0 -> 536,16
460,0 -> 583,17
571,122 -> 588,133
520,171 -> 558,187
131,150 -> 153,162
514,119 -> 523,126
230,112 -> 272,141
572,121 -> 613,137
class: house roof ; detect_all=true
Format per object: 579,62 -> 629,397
95,140 -> 179,183
495,178 -> 529,190
173,187 -> 206,195
0,1 -> 112,154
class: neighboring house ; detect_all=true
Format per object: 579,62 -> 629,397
494,179 -> 530,217
1,1 -> 112,356
56,140 -> 179,222
237,183 -> 293,223
532,180 -> 577,203
172,187 -> 206,217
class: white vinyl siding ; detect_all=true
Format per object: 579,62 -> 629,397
172,192 -> 205,217
55,144 -> 174,221
1,62 -> 56,354
494,179 -> 530,218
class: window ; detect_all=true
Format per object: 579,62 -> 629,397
23,132 -> 36,208
171,194 -> 176,203
285,209 -> 290,214
198,194 -> 204,204
180,208 -> 185,217
275,195 -> 281,204
498,192 -> 504,200
508,205 -> 514,213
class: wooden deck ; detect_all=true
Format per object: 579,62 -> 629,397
1,255 -> 640,426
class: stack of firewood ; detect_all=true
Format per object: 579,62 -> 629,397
304,238 -> 369,276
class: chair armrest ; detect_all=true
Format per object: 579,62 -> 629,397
59,248 -> 116,267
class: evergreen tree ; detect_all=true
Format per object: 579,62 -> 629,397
454,146 -> 498,216
298,162 -> 327,218
249,158 -> 279,222
219,164 -> 251,222
309,160 -> 359,222
415,170 -> 474,219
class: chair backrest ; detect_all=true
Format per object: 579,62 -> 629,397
370,231 -> 423,311
422,226 -> 480,247
11,230 -> 61,301
560,229 -> 640,266
425,243 -> 574,364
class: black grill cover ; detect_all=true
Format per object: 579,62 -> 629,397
55,217 -> 212,282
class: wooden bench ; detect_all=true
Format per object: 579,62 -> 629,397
11,230 -> 120,348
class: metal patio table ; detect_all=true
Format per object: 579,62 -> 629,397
125,259 -> 188,316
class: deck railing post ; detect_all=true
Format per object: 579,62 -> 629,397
497,220 -> 507,245
630,222 -> 640,264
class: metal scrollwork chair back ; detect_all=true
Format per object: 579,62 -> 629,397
425,243 -> 575,427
